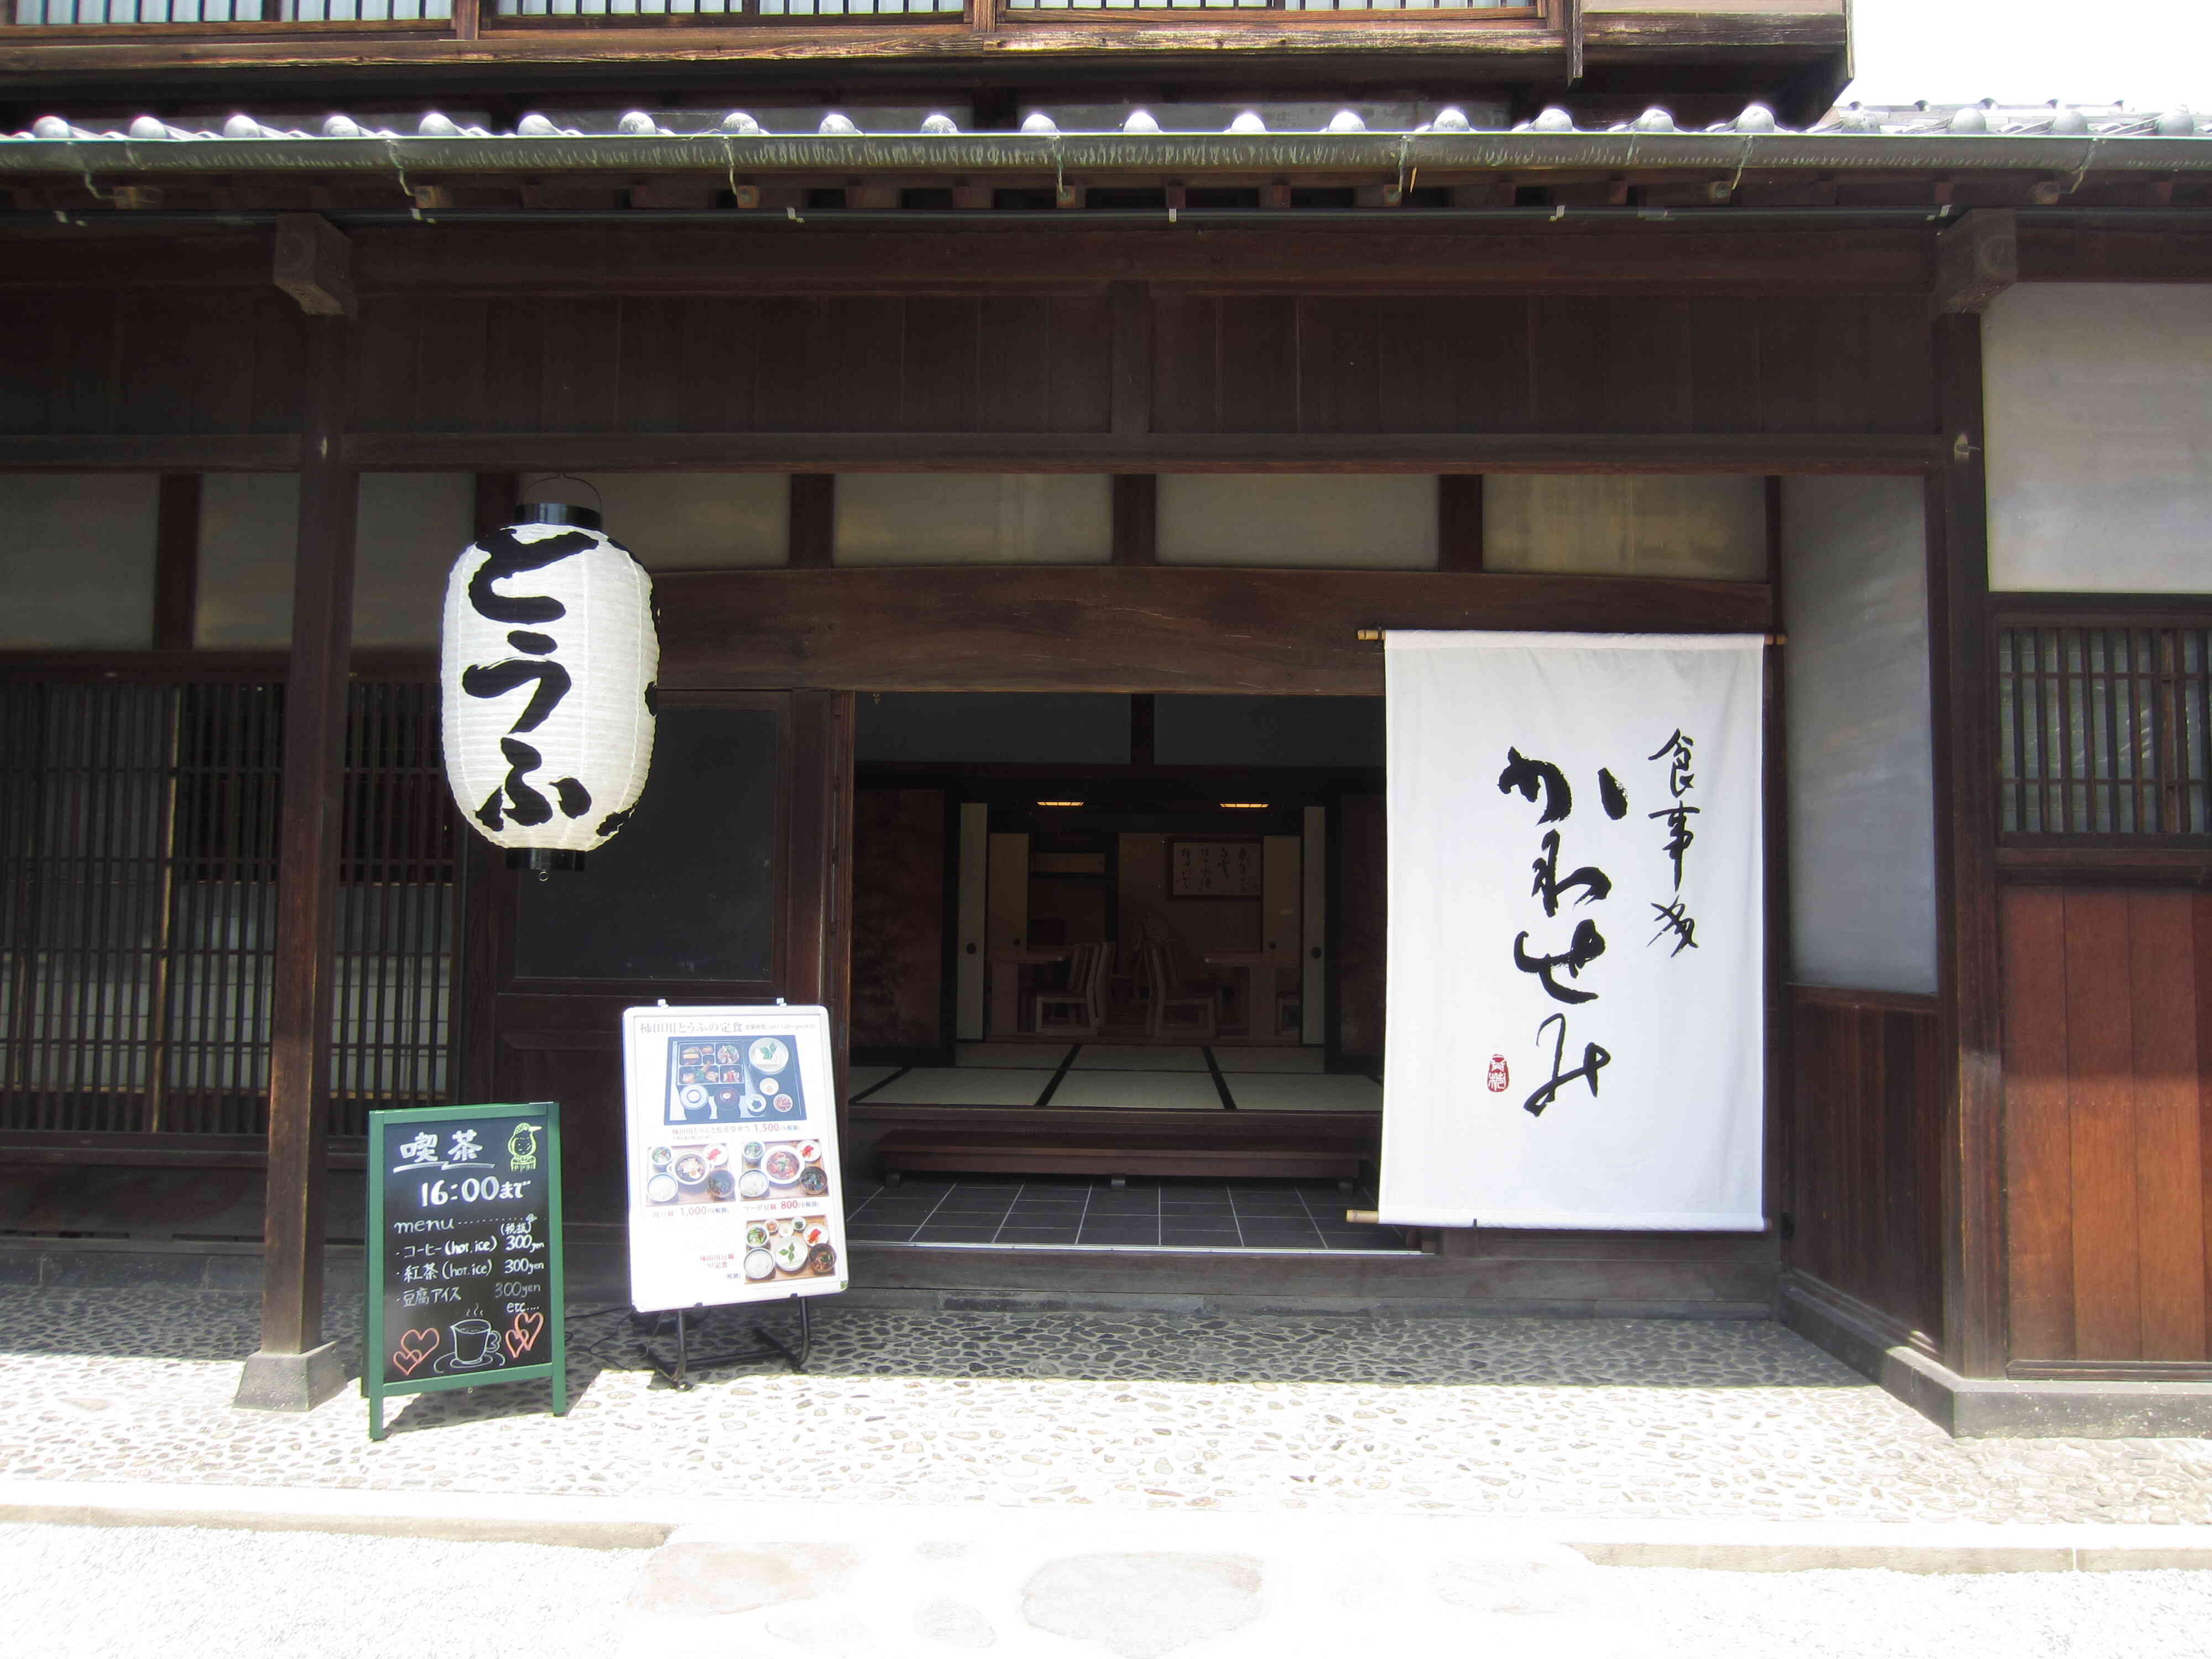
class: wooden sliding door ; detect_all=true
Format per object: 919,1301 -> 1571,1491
469,690 -> 852,1222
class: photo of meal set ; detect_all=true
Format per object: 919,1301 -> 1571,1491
643,1138 -> 830,1206
742,1214 -> 838,1282
664,1035 -> 809,1127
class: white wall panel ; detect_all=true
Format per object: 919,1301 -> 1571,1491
1985,284 -> 2212,593
0,474 -> 156,648
1157,474 -> 1437,568
836,474 -> 1109,565
1484,475 -> 1767,580
568,473 -> 787,570
1781,476 -> 1937,995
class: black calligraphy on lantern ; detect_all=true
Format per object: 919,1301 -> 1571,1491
1499,747 -> 1616,1119
1645,728 -> 1701,957
464,528 -> 596,834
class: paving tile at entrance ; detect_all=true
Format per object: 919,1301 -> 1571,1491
1046,1072 -> 1225,1112
956,1044 -> 1075,1070
1210,1046 -> 1327,1074
863,1068 -> 1056,1107
1222,1074 -> 1384,1112
1068,1046 -> 1209,1072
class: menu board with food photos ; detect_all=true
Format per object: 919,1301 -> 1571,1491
620,1004 -> 849,1314
364,1100 -> 567,1441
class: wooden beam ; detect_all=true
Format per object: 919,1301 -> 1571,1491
328,224 -> 1936,299
1437,474 -> 1484,571
1934,209 -> 2018,316
152,473 -> 201,651
472,471 -> 519,541
1564,0 -> 1584,82
1111,474 -> 1157,565
789,474 -> 835,568
0,435 -> 298,471
649,565 -> 1771,695
1926,311 -> 2007,1380
272,212 -> 356,319
339,431 -> 1943,474
235,312 -> 356,1412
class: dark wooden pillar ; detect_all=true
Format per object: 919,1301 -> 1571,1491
1928,311 -> 2007,1379
236,313 -> 358,1411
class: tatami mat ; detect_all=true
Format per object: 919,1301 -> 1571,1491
1068,1046 -> 1209,1072
1046,1071 -> 1228,1112
1212,1047 -> 1327,1074
956,1044 -> 1075,1070
1224,1074 -> 1384,1113
846,1065 -> 901,1097
862,1068 -> 1057,1107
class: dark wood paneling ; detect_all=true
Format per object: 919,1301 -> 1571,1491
2000,886 -> 2212,1365
1,283 -> 1931,448
1155,294 -> 1934,439
1337,794 -> 1385,1063
1784,987 -> 1943,1344
650,567 -> 1771,696
852,789 -> 946,1051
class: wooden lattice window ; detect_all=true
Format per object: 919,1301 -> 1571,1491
0,679 -> 458,1138
1997,622 -> 2211,841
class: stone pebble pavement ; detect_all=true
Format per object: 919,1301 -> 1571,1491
2,1286 -> 2210,1525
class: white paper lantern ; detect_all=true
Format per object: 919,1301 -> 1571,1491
440,503 -> 658,874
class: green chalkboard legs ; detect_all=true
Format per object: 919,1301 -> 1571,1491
364,1100 -> 569,1443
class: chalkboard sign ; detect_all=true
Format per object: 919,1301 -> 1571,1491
364,1101 -> 568,1441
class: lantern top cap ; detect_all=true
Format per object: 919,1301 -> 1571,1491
517,500 -> 603,531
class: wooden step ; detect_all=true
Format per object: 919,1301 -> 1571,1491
873,1128 -> 1368,1184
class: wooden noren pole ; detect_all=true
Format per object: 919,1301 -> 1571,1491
241,312 -> 358,1408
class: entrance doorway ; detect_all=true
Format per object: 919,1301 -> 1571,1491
846,693 -> 1402,1252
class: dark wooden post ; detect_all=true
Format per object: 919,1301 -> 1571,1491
236,312 -> 359,1411
1928,311 -> 2007,1380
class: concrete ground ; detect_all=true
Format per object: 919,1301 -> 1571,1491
3,1286 -> 2210,1522
6,1509 -> 2212,1659
6,1285 -> 2212,1656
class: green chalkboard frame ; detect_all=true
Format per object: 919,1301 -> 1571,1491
364,1099 -> 568,1442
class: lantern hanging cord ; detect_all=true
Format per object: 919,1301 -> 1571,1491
523,472 -> 606,514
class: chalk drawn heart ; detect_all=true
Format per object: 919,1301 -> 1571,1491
505,1311 -> 545,1359
392,1329 -> 439,1376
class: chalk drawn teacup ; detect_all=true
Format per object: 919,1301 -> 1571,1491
449,1317 -> 501,1368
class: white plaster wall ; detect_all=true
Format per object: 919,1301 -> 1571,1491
1485,475 -> 1767,580
0,473 -> 156,648
1782,475 -> 1939,995
1157,474 -> 1437,568
1985,284 -> 2212,594
836,474 -> 1111,565
198,473 -> 517,646
567,473 -> 787,570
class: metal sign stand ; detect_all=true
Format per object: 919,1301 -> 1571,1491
648,1293 -> 812,1391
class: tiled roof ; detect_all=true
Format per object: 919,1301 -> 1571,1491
9,98 -> 2204,143
2,98 -> 2205,180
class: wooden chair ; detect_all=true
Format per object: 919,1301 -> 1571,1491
1143,942 -> 1218,1040
1035,941 -> 1108,1037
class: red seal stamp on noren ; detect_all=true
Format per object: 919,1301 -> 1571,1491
1485,1054 -> 1510,1093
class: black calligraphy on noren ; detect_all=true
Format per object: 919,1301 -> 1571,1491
1512,919 -> 1607,1005
1644,728 -> 1700,952
1523,1011 -> 1611,1118
1530,828 -> 1613,917
1498,748 -> 1573,824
